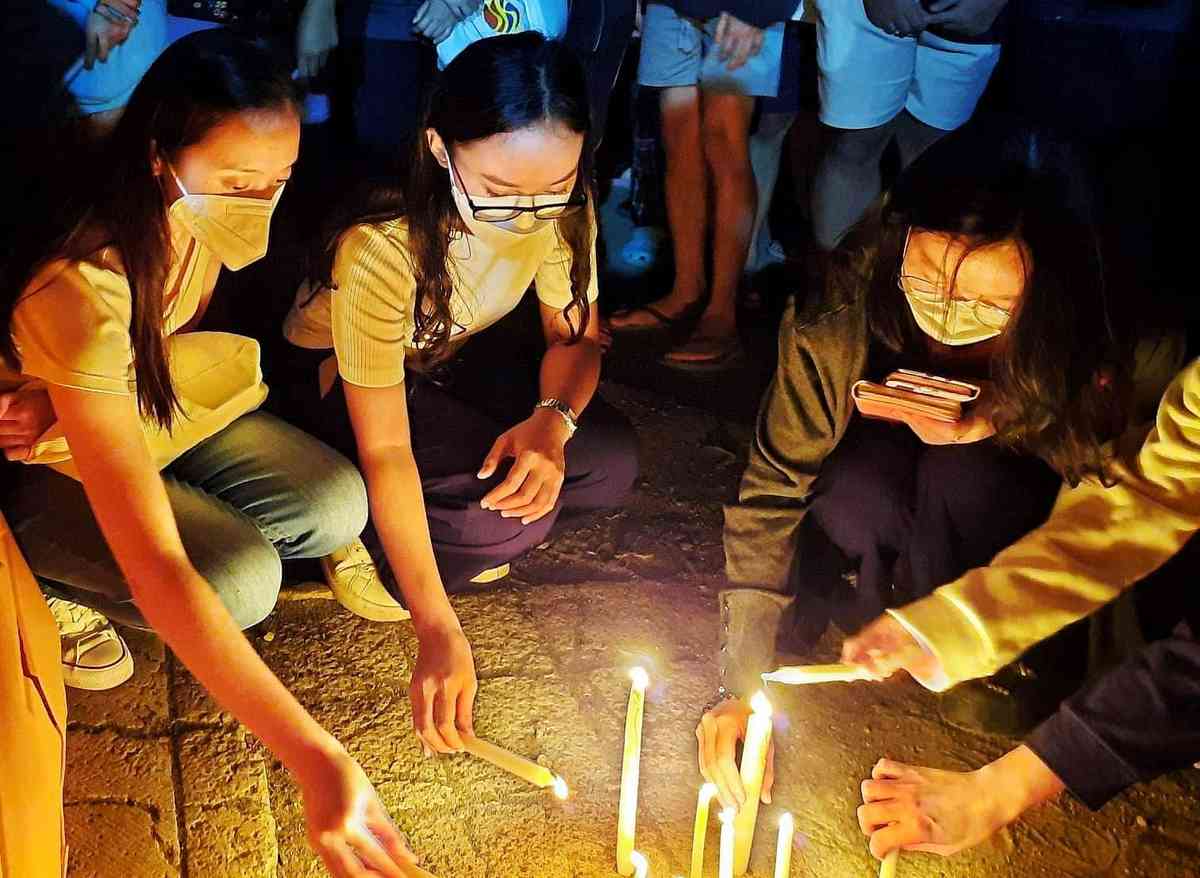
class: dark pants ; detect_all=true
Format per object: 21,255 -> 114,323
274,345 -> 639,590
1027,532 -> 1200,809
562,0 -> 638,140
799,416 -> 1062,624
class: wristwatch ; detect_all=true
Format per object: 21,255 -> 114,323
534,398 -> 578,439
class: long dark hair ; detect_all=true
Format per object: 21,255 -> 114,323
315,32 -> 595,361
0,29 -> 299,429
833,124 -> 1128,484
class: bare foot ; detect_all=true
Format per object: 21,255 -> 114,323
607,289 -> 704,332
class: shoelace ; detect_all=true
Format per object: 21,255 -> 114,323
46,597 -> 109,637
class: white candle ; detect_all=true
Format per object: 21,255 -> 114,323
617,667 -> 650,876
631,850 -> 649,878
690,783 -> 718,878
880,849 -> 899,878
761,664 -> 873,685
732,692 -> 773,876
463,736 -> 567,798
774,813 -> 794,878
718,807 -> 736,878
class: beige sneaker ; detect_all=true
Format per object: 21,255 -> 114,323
321,539 -> 411,622
47,597 -> 134,691
470,563 -> 510,585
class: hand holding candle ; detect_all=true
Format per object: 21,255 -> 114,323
617,667 -> 650,875
732,692 -> 773,876
718,807 -> 737,878
880,849 -> 899,878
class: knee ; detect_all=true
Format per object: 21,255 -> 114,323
571,414 -> 640,509
294,455 -> 370,556
811,460 -> 910,549
202,536 -> 283,630
702,116 -> 750,172
917,445 -> 1051,521
826,125 -> 893,168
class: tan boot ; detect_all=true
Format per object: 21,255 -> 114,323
321,539 -> 411,623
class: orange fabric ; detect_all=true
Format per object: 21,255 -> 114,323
0,512 -> 67,878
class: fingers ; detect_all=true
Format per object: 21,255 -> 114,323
432,684 -> 466,752
412,1 -> 432,31
713,720 -> 747,810
0,394 -> 12,420
85,30 -> 98,69
857,800 -> 907,834
481,454 -> 533,510
364,807 -> 420,866
318,837 -> 370,878
872,757 -> 918,782
410,676 -> 441,753
96,30 -> 112,64
696,714 -> 718,787
861,778 -> 903,803
516,482 -> 559,525
869,821 -> 924,860
456,673 -> 477,739
714,12 -> 729,48
477,436 -> 508,481
4,447 -> 32,463
349,831 -> 407,878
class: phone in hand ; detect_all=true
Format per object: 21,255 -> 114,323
851,369 -> 980,424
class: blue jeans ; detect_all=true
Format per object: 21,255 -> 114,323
3,413 -> 368,630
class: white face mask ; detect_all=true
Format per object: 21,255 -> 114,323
168,166 -> 284,271
446,155 -> 558,247
899,229 -> 1012,346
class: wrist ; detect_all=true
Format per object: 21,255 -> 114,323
977,745 -> 1065,828
412,602 -> 462,639
280,728 -> 348,787
530,405 -> 574,444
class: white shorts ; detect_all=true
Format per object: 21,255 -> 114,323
813,0 -> 1001,131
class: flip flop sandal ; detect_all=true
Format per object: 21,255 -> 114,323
660,336 -> 745,372
607,303 -> 691,334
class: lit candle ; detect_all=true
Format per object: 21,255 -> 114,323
463,736 -> 568,798
690,783 -> 718,878
879,849 -> 899,878
761,664 -> 873,685
718,807 -> 736,878
401,862 -> 439,878
732,692 -> 773,876
774,813 -> 794,878
617,667 -> 650,875
631,850 -> 649,878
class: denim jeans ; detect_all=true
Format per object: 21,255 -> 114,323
3,412 -> 368,630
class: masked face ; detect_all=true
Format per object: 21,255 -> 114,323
899,228 -> 1016,346
168,166 -> 284,271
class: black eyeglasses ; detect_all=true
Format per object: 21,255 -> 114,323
449,154 -> 586,223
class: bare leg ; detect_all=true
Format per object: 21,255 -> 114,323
811,119 -> 896,251
894,109 -> 948,169
609,86 -> 707,330
666,90 -> 757,360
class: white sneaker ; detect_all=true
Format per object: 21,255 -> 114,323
321,539 -> 411,623
469,563 -> 510,585
47,597 -> 134,691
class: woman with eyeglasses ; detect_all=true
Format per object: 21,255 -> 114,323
694,124 -> 1185,814
279,32 -> 638,756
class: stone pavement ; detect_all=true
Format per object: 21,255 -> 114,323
64,383 -> 1200,878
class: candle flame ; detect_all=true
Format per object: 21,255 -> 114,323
630,850 -> 649,878
749,690 -> 773,717
699,782 -> 718,803
630,666 -> 650,690
779,812 -> 794,831
552,776 -> 569,800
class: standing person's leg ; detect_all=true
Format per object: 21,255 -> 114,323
562,0 -> 638,143
746,110 -> 797,273
609,4 -> 707,331
810,0 -> 918,249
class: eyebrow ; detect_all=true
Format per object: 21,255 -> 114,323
219,162 -> 297,174
480,167 -> 577,188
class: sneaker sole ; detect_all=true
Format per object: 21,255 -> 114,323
320,557 -> 412,623
62,651 -> 134,691
470,563 -> 510,585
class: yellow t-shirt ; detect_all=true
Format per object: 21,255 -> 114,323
0,229 -> 216,395
0,228 -> 268,477
282,216 -> 600,388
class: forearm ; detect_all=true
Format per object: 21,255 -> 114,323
133,562 -> 340,780
361,449 -> 458,633
539,338 -> 601,416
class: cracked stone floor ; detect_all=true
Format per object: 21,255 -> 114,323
64,382 -> 1200,878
